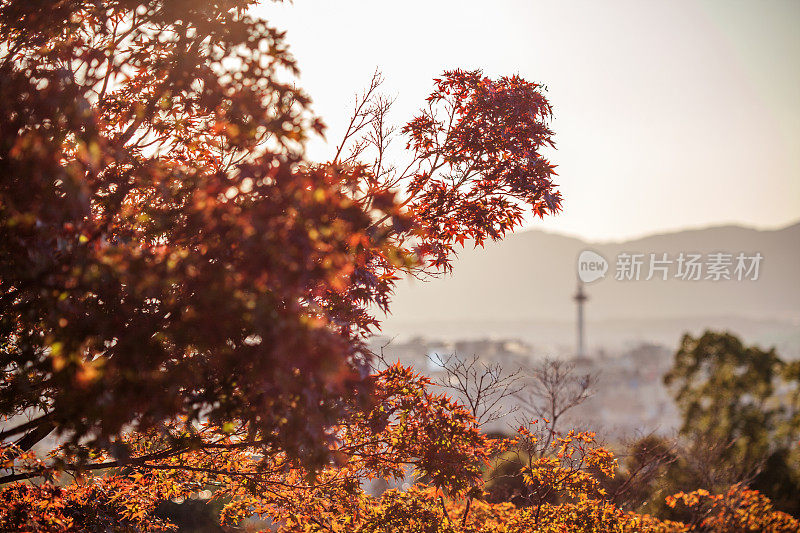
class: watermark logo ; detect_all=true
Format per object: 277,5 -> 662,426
577,250 -> 608,283
577,250 -> 763,282
578,250 -> 764,283
614,252 -> 763,281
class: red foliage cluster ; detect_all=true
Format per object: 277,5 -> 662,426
0,0 -> 561,470
403,70 -> 560,268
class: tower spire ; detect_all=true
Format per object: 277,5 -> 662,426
573,281 -> 588,358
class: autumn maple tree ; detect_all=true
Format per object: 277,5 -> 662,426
2,1 -> 796,532
0,0 -> 560,464
1,0 -> 557,511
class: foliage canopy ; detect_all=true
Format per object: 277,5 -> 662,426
1,1 -> 796,531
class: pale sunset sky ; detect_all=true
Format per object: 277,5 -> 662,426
256,0 -> 800,242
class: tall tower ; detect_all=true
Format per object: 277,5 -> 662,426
573,281 -> 588,358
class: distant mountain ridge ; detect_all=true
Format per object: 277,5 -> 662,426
381,221 -> 800,353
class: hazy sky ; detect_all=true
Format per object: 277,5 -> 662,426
256,0 -> 800,242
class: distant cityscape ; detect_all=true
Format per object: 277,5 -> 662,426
369,336 -> 681,444
381,222 -> 800,362
366,222 -> 800,448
